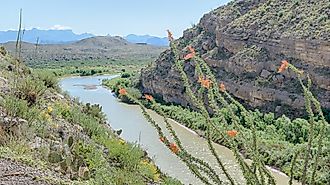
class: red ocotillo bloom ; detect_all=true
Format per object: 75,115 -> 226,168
119,88 -> 127,96
167,30 -> 174,42
219,83 -> 226,92
278,60 -> 289,73
145,94 -> 154,101
184,46 -> 196,60
198,76 -> 212,89
169,143 -> 179,154
202,79 -> 211,89
227,130 -> 238,138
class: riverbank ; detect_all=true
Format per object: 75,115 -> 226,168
0,51 -> 180,184
101,77 -> 303,185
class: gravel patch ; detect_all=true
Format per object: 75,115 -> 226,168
0,159 -> 65,185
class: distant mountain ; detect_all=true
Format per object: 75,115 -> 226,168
0,28 -> 94,44
74,36 -> 129,47
0,29 -> 169,46
124,34 -> 169,46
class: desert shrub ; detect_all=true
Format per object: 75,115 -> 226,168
105,139 -> 144,170
139,159 -> 160,182
121,72 -> 131,78
72,140 -> 112,183
79,69 -> 99,76
0,46 -> 7,56
60,103 -> 162,184
83,103 -> 106,122
116,87 -> 142,104
129,72 -> 142,88
126,87 -> 142,99
110,168 -> 146,185
1,95 -> 39,122
34,70 -> 58,89
65,107 -> 108,138
15,77 -> 46,105
0,95 -> 40,144
102,77 -> 130,94
53,102 -> 72,119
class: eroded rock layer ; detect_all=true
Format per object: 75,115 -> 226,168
140,0 -> 330,117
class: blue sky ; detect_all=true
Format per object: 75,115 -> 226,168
1,0 -> 231,37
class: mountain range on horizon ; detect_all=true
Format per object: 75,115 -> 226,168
0,28 -> 169,46
2,35 -> 166,66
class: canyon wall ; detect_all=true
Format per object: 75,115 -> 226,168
140,0 -> 330,117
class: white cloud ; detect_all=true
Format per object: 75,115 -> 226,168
49,25 -> 72,30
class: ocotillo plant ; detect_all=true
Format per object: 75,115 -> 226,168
118,30 -> 328,185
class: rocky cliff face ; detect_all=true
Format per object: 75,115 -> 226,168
140,0 -> 330,117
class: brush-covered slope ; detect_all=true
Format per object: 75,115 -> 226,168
3,36 -> 166,67
0,47 -> 179,185
140,0 -> 330,117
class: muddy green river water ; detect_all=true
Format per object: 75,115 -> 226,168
60,75 -> 299,185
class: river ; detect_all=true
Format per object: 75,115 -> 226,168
60,75 -> 299,185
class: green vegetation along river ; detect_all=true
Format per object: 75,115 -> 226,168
60,75 -> 299,185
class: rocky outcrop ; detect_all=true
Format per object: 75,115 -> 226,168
140,0 -> 330,117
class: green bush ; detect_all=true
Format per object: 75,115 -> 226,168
34,70 -> 58,89
121,72 -> 131,78
15,77 -> 46,105
59,103 -> 166,184
1,95 -> 40,122
126,87 -> 142,100
102,77 -> 131,94
0,95 -> 40,144
83,103 -> 106,122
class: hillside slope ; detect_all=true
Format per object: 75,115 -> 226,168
140,0 -> 330,117
0,47 -> 179,184
3,36 -> 166,67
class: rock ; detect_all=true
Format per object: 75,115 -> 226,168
30,137 -> 46,149
272,75 -> 284,83
103,148 -> 109,155
115,129 -> 123,136
55,93 -> 65,99
275,106 -> 281,112
140,0 -> 330,118
260,70 -> 271,78
78,166 -> 89,180
0,158 -> 70,184
18,118 -> 28,124
73,124 -> 83,132
0,77 -> 8,83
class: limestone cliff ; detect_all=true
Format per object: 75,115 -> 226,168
140,0 -> 330,117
